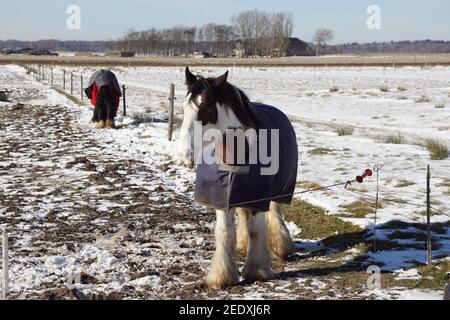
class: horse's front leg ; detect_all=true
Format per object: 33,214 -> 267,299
204,208 -> 239,289
242,211 -> 274,283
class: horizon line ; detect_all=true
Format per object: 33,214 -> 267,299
1,38 -> 450,46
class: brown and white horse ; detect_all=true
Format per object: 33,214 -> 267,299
176,67 -> 297,289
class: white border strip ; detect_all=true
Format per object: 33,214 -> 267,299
1,227 -> 8,300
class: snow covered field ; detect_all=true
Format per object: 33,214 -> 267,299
53,64 -> 450,225
0,64 -> 449,300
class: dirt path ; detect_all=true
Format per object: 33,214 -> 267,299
0,68 -> 219,299
0,66 -> 445,300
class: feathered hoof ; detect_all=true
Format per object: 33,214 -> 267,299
270,241 -> 296,261
96,121 -> 106,129
204,271 -> 239,290
236,241 -> 248,257
242,268 -> 275,284
105,119 -> 115,129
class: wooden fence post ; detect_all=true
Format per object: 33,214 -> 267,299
168,83 -> 175,141
122,85 -> 126,117
426,165 -> 432,266
2,227 -> 8,300
80,75 -> 83,101
70,72 -> 74,95
63,70 -> 66,90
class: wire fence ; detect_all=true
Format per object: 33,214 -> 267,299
23,64 -> 180,134
26,64 -> 87,104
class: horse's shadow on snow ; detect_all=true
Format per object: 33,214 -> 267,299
277,219 -> 450,280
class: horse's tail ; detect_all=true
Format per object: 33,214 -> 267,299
96,86 -> 118,118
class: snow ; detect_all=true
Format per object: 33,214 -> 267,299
129,275 -> 161,288
368,288 -> 443,300
52,64 -> 450,225
395,268 -> 421,280
0,64 -> 448,300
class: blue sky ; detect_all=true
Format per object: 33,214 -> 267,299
1,0 -> 449,43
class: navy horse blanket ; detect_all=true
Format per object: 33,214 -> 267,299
194,103 -> 298,212
84,70 -> 122,100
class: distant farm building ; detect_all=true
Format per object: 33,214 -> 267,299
233,43 -> 246,58
286,38 -> 315,56
232,38 -> 313,58
192,52 -> 211,59
120,51 -> 135,58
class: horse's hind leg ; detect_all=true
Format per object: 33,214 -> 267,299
242,211 -> 274,283
236,207 -> 251,256
96,103 -> 106,129
105,104 -> 116,129
205,209 -> 239,289
92,104 -> 99,123
265,201 -> 296,260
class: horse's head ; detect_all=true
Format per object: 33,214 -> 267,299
176,67 -> 228,167
176,67 -> 260,168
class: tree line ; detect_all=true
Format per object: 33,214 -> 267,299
116,10 -> 295,57
0,39 -> 115,53
2,39 -> 450,56
318,40 -> 450,55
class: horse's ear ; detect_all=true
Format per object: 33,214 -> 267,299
185,67 -> 197,87
212,71 -> 228,88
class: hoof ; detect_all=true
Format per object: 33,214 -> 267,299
96,121 -> 106,129
236,242 -> 248,257
105,119 -> 115,129
204,272 -> 239,290
243,268 -> 275,284
270,241 -> 296,261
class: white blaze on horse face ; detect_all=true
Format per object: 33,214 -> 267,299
177,94 -> 198,167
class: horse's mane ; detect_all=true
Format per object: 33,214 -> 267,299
189,79 -> 262,129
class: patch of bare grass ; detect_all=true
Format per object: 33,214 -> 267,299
425,139 -> 449,160
335,126 -> 354,136
284,199 -> 361,239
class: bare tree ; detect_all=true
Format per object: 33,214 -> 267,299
233,10 -> 294,57
270,12 -> 294,57
313,28 -> 334,56
117,9 -> 295,57
232,11 -> 254,56
250,10 -> 270,56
